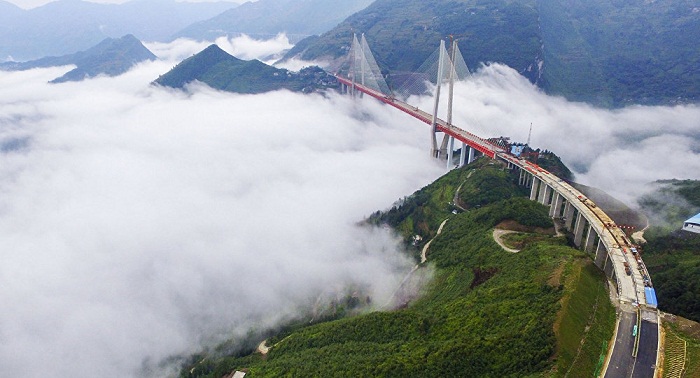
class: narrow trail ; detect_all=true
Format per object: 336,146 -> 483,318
451,171 -> 474,212
421,219 -> 449,263
632,217 -> 650,244
492,229 -> 521,253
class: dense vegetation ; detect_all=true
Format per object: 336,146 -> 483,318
177,161 -> 615,377
287,0 -> 700,107
538,0 -> 700,106
154,44 -> 338,94
638,180 -> 700,322
0,34 -> 156,83
285,0 -> 543,83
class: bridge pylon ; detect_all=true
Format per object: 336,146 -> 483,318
431,39 -> 462,169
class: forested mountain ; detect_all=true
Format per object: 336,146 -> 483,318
285,0 -> 700,107
153,45 -> 337,94
538,0 -> 700,106
285,0 -> 543,83
172,0 -> 375,43
176,159 -> 616,377
0,0 -> 237,61
638,180 -> 700,322
0,34 -> 156,83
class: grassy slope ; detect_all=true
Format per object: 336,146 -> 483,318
662,318 -> 700,378
178,161 -> 615,377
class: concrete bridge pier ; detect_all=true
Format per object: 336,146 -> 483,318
539,183 -> 552,206
573,213 -> 587,246
459,142 -> 467,166
594,240 -> 607,269
564,202 -> 576,230
530,177 -> 541,201
550,192 -> 564,218
446,136 -> 455,169
604,254 -> 615,279
584,225 -> 597,253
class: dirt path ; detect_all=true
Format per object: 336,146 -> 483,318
492,229 -> 521,253
421,219 -> 449,263
632,217 -> 649,244
257,340 -> 270,355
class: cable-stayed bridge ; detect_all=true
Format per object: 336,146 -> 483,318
333,35 -> 660,378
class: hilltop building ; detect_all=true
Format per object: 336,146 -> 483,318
683,213 -> 700,234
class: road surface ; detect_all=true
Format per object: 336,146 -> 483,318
605,311 -> 636,378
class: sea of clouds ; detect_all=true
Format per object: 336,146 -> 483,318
0,34 -> 698,377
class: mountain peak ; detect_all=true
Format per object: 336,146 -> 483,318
153,44 -> 337,94
0,34 -> 156,83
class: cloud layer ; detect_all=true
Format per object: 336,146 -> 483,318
411,64 -> 700,203
0,55 -> 442,376
1,37 -> 698,378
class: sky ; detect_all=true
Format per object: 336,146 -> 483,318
0,34 -> 699,377
5,0 -> 244,9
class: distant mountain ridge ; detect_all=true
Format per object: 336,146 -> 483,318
285,0 -> 700,107
0,34 -> 156,83
284,0 -> 543,81
0,0 -> 237,61
153,44 -> 337,94
172,0 -> 375,43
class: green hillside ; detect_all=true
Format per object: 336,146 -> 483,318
285,0 -> 543,83
538,0 -> 700,106
154,44 -> 338,94
177,160 -> 615,377
286,0 -> 700,107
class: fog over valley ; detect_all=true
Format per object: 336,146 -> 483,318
1,34 -> 699,377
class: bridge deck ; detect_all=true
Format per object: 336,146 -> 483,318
335,75 -> 504,158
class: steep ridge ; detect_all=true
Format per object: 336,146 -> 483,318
153,44 -> 337,94
172,0 -> 375,42
285,0 -> 543,83
285,0 -> 700,107
0,34 -> 156,83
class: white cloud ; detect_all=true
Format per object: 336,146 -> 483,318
0,53 -> 443,376
2,37 -> 699,378
408,63 -> 700,204
147,34 -> 309,69
214,33 -> 293,63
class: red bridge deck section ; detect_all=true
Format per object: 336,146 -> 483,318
335,75 -> 503,158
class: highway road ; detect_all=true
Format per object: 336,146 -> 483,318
605,311 -> 636,378
632,320 -> 659,378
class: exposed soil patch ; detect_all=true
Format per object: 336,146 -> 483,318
493,229 -> 521,253
548,260 -> 566,287
664,313 -> 700,339
470,267 -> 499,289
496,220 -> 556,235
